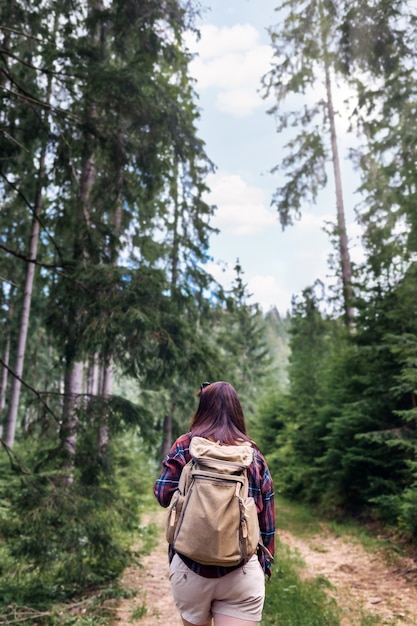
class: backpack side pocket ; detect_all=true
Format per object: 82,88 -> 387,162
239,495 -> 260,558
166,490 -> 184,544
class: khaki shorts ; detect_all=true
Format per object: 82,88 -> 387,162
169,553 -> 265,624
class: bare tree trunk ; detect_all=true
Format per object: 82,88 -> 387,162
0,331 -> 11,439
159,165 -> 180,459
59,151 -> 96,473
87,353 -> 100,397
60,360 -> 83,482
95,156 -> 123,456
97,359 -> 113,456
319,0 -> 354,326
3,9 -> 58,446
4,170 -> 44,447
160,410 -> 173,460
324,61 -> 354,325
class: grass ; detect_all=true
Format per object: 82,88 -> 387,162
129,602 -> 147,621
262,541 -> 340,626
261,495 -> 342,625
273,495 -> 324,537
275,494 -> 403,564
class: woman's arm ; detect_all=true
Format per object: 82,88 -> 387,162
153,433 -> 191,508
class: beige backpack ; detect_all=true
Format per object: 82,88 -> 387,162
166,436 -> 260,566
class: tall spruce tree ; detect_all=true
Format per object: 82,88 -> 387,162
0,1 -> 62,446
338,0 -> 417,281
263,0 -> 354,325
0,0 -> 219,456
254,1 -> 417,532
214,262 -> 273,417
0,0 -> 233,606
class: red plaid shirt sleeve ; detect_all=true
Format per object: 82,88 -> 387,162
248,447 -> 276,577
153,433 -> 191,507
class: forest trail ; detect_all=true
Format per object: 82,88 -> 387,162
280,528 -> 417,625
111,508 -> 417,626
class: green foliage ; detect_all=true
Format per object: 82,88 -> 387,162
252,388 -> 288,456
272,495 -> 323,537
261,260 -> 417,539
340,1 -> 417,277
0,433 -> 156,613
263,286 -> 345,500
130,603 -> 148,620
264,306 -> 291,388
397,485 -> 417,536
211,262 -> 277,417
319,269 -> 417,522
0,0 -> 218,443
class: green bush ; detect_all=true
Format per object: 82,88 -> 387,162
0,433 -> 156,612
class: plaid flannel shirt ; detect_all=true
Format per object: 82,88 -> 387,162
154,432 -> 275,578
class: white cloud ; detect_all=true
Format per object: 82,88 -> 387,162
205,258 -> 236,286
207,173 -> 276,235
247,274 -> 292,313
216,87 -> 264,117
205,261 -> 290,313
186,24 -> 273,117
297,210 -> 334,229
187,24 -> 260,59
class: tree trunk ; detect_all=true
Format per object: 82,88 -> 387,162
59,141 -> 96,471
96,155 -> 123,456
319,0 -> 354,326
324,60 -> 354,326
0,331 -> 11,439
160,410 -> 173,460
2,8 -> 57,446
97,358 -> 113,456
87,353 -> 100,397
4,168 -> 44,447
60,360 -> 83,482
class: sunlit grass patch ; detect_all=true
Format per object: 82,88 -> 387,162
274,494 -> 324,537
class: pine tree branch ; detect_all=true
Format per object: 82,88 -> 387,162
0,242 -> 64,270
0,357 -> 60,424
0,439 -> 32,474
0,47 -> 83,80
0,68 -> 78,120
0,172 -> 65,265
0,25 -> 45,43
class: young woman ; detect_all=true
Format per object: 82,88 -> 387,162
154,381 -> 275,626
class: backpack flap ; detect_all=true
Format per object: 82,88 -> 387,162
190,436 -> 254,467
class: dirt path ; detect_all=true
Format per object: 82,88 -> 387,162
111,509 -> 417,626
111,510 -> 182,626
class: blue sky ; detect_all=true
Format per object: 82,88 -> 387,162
187,0 -> 363,315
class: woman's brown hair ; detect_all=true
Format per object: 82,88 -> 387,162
190,381 -> 250,445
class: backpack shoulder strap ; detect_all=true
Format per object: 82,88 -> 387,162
178,458 -> 194,494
